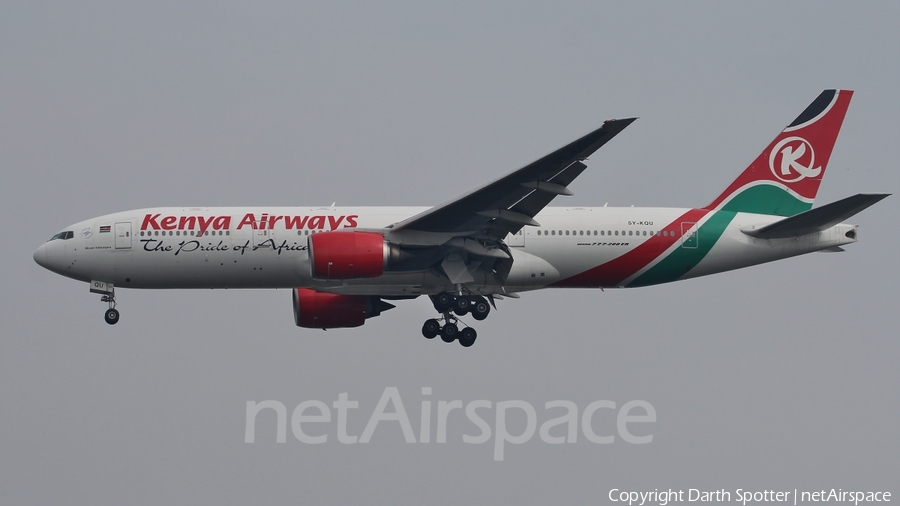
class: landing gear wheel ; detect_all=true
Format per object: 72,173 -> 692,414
453,297 -> 470,315
459,327 -> 477,347
104,308 -> 120,325
422,319 -> 440,339
434,293 -> 453,312
440,323 -> 458,343
471,297 -> 490,321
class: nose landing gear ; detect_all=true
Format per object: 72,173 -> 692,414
91,281 -> 119,325
421,292 -> 490,347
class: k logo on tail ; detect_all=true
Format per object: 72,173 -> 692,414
770,136 -> 821,183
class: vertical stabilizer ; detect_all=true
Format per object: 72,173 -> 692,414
704,90 -> 853,216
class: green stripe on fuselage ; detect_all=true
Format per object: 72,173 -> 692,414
628,211 -> 736,287
719,184 -> 812,217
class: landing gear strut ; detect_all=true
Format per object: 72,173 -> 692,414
421,292 -> 490,347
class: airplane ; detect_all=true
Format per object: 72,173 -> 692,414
34,90 -> 888,347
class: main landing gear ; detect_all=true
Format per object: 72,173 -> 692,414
421,293 -> 491,347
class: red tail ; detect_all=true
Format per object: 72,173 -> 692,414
705,90 -> 853,216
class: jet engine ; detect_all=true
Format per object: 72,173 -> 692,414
292,288 -> 394,329
308,231 -> 406,279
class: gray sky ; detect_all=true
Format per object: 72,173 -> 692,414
2,2 -> 898,504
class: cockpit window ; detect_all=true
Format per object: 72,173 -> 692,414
48,231 -> 74,241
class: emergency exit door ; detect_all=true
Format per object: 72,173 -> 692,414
115,222 -> 132,249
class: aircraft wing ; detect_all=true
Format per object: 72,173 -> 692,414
389,118 -> 637,242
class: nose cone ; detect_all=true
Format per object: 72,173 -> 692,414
33,239 -> 70,276
33,243 -> 49,269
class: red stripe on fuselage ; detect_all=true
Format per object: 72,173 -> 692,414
552,208 -> 709,288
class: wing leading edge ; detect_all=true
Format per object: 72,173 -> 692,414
390,118 -> 637,241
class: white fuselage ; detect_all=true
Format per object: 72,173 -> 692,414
33,206 -> 858,296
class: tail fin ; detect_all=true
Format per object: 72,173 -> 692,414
704,90 -> 853,216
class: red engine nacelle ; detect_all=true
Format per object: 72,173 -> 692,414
308,231 -> 387,279
292,288 -> 394,329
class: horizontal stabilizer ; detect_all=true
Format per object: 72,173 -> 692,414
743,193 -> 889,239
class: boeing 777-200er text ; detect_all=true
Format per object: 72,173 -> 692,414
34,90 -> 888,347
